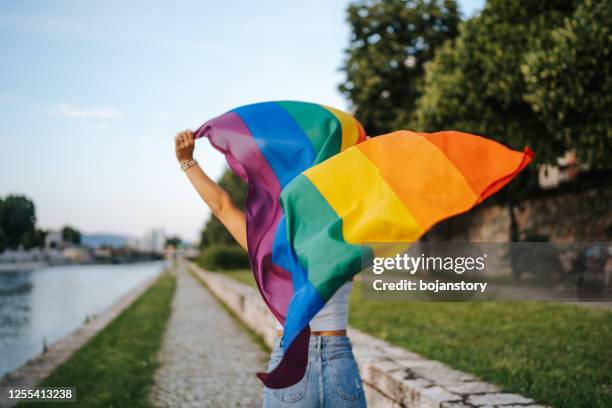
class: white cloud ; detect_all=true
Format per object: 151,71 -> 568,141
47,103 -> 124,120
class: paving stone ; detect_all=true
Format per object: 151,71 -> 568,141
409,363 -> 478,384
150,266 -> 266,408
443,381 -> 501,395
501,405 -> 548,408
441,402 -> 474,408
419,386 -> 463,408
467,392 -> 535,406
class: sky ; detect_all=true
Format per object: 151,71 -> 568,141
0,0 -> 485,243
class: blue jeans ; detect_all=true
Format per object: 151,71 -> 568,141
263,336 -> 367,407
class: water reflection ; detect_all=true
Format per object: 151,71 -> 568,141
0,262 -> 162,377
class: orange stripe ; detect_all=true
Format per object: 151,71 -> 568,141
423,131 -> 530,200
357,131 -> 478,230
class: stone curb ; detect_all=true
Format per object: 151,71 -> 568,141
0,272 -> 161,408
189,263 -> 547,408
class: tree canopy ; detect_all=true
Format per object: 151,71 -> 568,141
339,0 -> 461,135
61,225 -> 82,245
412,0 -> 580,163
341,0 -> 610,170
0,195 -> 37,250
521,0 -> 612,168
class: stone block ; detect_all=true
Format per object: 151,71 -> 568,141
467,393 -> 534,406
440,403 -> 473,408
418,386 -> 463,408
443,381 -> 501,395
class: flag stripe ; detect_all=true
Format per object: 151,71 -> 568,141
323,105 -> 362,151
276,101 -> 343,163
304,147 -> 424,244
281,174 -> 364,301
234,102 -> 316,188
423,131 -> 529,198
356,131 -> 478,230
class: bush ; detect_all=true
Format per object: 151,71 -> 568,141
197,244 -> 251,271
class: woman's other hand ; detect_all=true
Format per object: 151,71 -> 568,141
175,129 -> 195,163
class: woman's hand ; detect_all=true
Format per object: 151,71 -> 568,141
175,129 -> 195,163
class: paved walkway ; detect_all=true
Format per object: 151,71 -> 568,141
150,265 -> 267,408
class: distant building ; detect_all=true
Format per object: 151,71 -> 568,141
138,228 -> 166,254
93,248 -> 113,260
62,247 -> 91,263
538,151 -> 580,190
45,230 -> 63,249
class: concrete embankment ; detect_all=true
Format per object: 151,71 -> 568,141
0,262 -> 48,273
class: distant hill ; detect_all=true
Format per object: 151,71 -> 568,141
81,233 -> 129,249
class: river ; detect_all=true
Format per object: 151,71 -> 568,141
0,261 -> 163,378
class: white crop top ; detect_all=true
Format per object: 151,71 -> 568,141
276,281 -> 352,331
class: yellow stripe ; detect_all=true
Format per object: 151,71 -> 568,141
322,106 -> 360,151
304,147 -> 424,244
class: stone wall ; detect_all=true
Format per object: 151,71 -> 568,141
189,263 -> 547,408
428,186 -> 612,244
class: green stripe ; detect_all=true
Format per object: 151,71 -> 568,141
281,174 -> 370,300
276,101 -> 342,164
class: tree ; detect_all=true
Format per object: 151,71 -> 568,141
0,195 -> 37,249
199,170 -> 248,249
339,0 -> 461,135
22,228 -> 47,249
61,225 -> 81,245
522,0 -> 612,169
412,0 -> 581,165
0,197 -> 4,252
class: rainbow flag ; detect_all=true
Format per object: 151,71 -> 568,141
194,101 -> 365,325
196,102 -> 533,389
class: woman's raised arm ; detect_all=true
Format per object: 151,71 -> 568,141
174,129 -> 248,250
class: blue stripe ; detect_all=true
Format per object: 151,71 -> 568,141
233,102 -> 316,188
281,281 -> 325,352
272,216 -> 307,289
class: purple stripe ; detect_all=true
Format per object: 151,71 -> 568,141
195,112 -> 292,322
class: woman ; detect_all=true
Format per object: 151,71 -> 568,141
175,130 -> 367,407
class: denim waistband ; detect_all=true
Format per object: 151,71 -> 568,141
275,335 -> 352,351
308,335 -> 351,349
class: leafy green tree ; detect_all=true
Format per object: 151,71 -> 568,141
199,170 -> 248,249
522,0 -> 612,168
339,0 -> 461,135
0,195 -> 37,249
0,197 -> 5,252
61,225 -> 81,245
22,228 -> 47,249
412,0 -> 580,164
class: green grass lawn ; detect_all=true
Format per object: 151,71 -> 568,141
19,272 -> 176,408
221,270 -> 612,408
